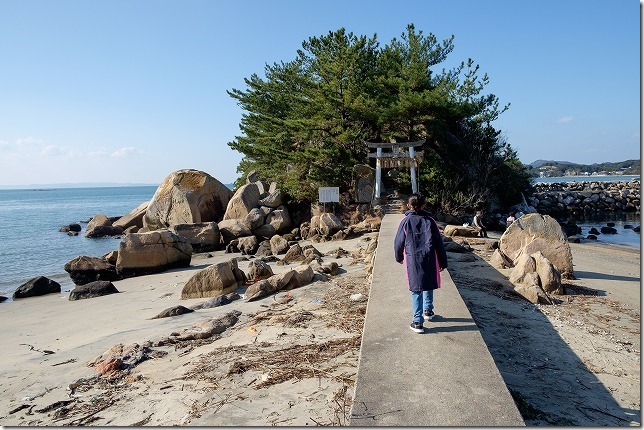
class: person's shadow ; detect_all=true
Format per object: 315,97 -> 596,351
423,315 -> 480,334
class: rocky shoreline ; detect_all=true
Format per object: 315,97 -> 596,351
9,168 -> 381,302
8,170 -> 640,303
526,179 -> 640,217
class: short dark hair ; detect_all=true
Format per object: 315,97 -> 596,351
408,193 -> 425,209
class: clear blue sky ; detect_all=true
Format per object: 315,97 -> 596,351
0,0 -> 640,186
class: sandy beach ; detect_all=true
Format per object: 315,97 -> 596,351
449,236 -> 640,426
0,234 -> 376,426
0,228 -> 639,426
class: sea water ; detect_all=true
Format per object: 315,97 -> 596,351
0,186 -> 157,299
567,213 -> 641,248
529,175 -> 641,247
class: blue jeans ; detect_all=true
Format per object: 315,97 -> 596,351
411,290 -> 434,324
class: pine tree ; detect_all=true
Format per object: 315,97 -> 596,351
227,24 -> 530,211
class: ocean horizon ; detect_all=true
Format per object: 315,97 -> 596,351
0,182 -> 235,190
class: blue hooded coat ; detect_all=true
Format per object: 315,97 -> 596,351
394,209 -> 448,292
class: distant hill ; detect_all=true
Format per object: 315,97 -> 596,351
528,160 -> 574,168
525,159 -> 640,178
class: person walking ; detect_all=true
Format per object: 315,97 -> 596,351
394,193 -> 448,333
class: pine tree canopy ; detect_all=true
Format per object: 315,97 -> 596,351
228,24 -> 530,212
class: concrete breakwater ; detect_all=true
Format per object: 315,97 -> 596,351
526,180 -> 640,217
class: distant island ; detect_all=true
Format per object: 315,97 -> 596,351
525,159 -> 640,178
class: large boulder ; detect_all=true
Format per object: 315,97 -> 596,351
303,245 -> 323,259
269,235 -> 289,255
245,269 -> 296,301
499,213 -> 574,279
247,260 -> 274,281
169,222 -> 221,253
68,280 -> 119,301
311,260 -> 340,276
85,225 -> 124,237
85,214 -> 123,237
489,249 -> 510,269
113,201 -> 149,230
291,264 -> 314,287
103,250 -> 118,265
267,270 -> 295,290
218,219 -> 252,244
600,226 -> 618,234
223,183 -> 261,220
116,230 -> 192,278
319,213 -> 344,237
13,276 -> 61,299
531,251 -> 562,294
86,214 -> 111,230
508,252 -> 560,303
443,225 -> 478,237
245,279 -> 276,302
237,235 -> 259,255
283,244 -> 305,263
59,223 -> 81,233
265,206 -> 291,233
514,282 -> 553,305
151,305 -> 194,319
245,170 -> 261,184
181,259 -> 246,299
258,189 -> 286,209
509,253 -> 537,284
252,223 -> 277,240
64,256 -> 121,285
244,208 -> 266,230
143,169 -> 232,230
190,292 -> 240,310
255,240 -> 273,257
351,217 -> 382,235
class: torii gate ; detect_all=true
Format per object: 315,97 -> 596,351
367,140 -> 425,199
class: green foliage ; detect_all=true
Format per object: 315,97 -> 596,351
227,24 -> 529,212
420,119 -> 531,213
228,29 -> 378,199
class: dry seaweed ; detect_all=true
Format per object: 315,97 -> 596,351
185,335 -> 360,390
321,274 -> 369,333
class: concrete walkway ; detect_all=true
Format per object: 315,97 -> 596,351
349,214 -> 525,426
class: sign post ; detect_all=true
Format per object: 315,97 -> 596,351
318,187 -> 339,213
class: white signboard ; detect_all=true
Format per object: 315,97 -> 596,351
318,187 -> 340,203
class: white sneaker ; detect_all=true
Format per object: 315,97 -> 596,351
409,322 -> 424,333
